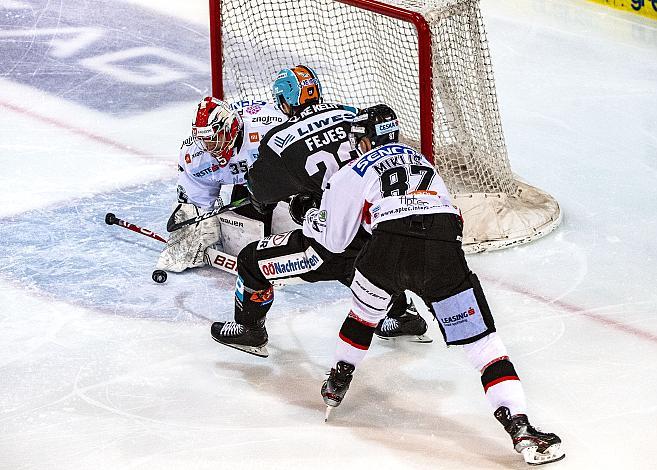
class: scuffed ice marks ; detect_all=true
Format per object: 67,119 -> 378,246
0,179 -> 350,323
0,180 -> 209,321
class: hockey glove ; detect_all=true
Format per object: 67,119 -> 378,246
288,193 -> 320,226
245,173 -> 276,215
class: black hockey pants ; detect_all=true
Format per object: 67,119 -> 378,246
354,213 -> 496,345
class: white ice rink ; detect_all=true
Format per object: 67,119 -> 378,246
1,0 -> 656,468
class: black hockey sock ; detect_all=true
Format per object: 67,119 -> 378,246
339,315 -> 376,351
235,285 -> 273,328
481,358 -> 520,392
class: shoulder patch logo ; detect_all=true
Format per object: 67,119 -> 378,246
274,134 -> 294,148
249,132 -> 260,143
185,153 -> 191,164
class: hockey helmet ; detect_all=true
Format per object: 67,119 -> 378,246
348,104 -> 400,151
272,65 -> 323,111
192,96 -> 243,165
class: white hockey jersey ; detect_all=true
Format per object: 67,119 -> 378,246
176,100 -> 286,209
303,143 -> 461,253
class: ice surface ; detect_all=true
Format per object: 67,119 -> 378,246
1,0 -> 656,468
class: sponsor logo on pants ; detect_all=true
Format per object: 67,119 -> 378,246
258,247 -> 323,279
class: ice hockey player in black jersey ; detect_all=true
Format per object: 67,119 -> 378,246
302,104 -> 564,466
210,66 -> 428,354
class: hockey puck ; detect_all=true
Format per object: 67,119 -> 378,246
152,270 -> 167,284
105,212 -> 116,225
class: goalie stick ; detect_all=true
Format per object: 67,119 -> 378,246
166,197 -> 250,232
104,212 -> 300,287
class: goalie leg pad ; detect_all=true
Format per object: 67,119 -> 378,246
216,211 -> 265,257
156,203 -> 221,272
429,273 -> 495,345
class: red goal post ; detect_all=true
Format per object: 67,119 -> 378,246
208,0 -> 562,253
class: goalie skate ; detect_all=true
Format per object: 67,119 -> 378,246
210,321 -> 269,358
375,301 -> 432,343
494,406 -> 565,466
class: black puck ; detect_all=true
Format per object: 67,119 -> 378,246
105,213 -> 116,225
152,270 -> 167,284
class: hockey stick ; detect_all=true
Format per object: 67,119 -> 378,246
105,212 -> 167,243
166,198 -> 250,232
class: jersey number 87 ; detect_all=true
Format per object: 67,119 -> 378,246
379,164 -> 435,197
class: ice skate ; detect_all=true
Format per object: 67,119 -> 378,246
374,301 -> 432,342
321,361 -> 355,420
494,406 -> 565,465
210,321 -> 269,358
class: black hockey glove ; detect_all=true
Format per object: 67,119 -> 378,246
247,190 -> 276,215
288,193 -> 320,226
244,179 -> 276,215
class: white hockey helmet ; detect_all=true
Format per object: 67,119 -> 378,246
192,97 -> 243,165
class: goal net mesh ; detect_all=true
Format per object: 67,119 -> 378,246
214,0 -> 561,252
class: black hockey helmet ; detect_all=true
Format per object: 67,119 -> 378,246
348,104 -> 400,151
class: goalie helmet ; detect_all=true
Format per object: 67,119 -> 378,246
348,104 -> 400,151
192,96 -> 243,166
272,65 -> 322,112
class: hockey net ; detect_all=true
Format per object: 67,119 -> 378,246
209,0 -> 561,253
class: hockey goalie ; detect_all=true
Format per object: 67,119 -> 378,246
155,96 -> 287,273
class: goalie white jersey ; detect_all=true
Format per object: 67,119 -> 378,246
177,100 -> 286,209
303,143 -> 461,253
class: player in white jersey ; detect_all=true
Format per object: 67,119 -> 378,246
156,97 -> 286,273
302,105 -> 564,466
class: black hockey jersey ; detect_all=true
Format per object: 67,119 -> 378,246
248,103 -> 358,204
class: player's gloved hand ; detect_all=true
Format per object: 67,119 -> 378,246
210,196 -> 226,210
249,192 -> 275,215
245,172 -> 276,215
176,184 -> 190,204
289,193 -> 320,225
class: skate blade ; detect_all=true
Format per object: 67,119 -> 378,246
324,406 -> 332,422
375,333 -> 433,343
521,444 -> 565,466
211,336 -> 269,358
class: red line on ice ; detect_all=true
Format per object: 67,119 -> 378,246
0,100 -> 158,159
487,277 -> 657,345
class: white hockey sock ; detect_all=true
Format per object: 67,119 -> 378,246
485,379 -> 527,416
333,335 -> 369,368
463,333 -> 528,416
331,309 -> 381,369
